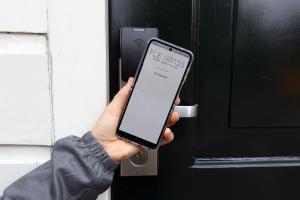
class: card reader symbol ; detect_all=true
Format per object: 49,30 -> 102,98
134,39 -> 145,48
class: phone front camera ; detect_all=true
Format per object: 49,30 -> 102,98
169,48 -> 172,51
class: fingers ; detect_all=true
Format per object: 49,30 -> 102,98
107,77 -> 134,115
167,111 -> 180,127
103,139 -> 140,161
166,97 -> 180,127
127,77 -> 134,86
160,128 -> 174,146
175,97 -> 180,105
120,140 -> 140,160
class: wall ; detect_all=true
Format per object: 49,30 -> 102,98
0,0 -> 110,199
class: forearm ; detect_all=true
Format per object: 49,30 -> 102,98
1,132 -> 118,200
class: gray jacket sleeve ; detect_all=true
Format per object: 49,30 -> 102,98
0,131 -> 119,200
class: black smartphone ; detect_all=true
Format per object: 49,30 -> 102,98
117,38 -> 194,149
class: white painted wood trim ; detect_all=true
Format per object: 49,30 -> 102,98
0,0 -> 47,33
48,0 -> 109,140
0,34 -> 47,54
0,34 -> 52,145
0,146 -> 50,164
48,0 -> 110,199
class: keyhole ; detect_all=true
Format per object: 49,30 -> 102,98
130,147 -> 149,167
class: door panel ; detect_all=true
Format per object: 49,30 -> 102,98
109,0 -> 195,104
109,0 -> 196,199
109,0 -> 300,199
194,0 -> 300,157
231,0 -> 300,127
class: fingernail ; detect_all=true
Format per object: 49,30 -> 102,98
127,77 -> 133,85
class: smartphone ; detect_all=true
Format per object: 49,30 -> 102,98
117,38 -> 194,149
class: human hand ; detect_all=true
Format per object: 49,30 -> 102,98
91,77 -> 180,161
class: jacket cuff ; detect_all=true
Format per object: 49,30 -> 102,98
82,131 -> 119,171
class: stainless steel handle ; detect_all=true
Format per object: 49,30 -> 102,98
174,104 -> 198,118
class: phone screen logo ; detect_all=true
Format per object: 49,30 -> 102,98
148,48 -> 186,69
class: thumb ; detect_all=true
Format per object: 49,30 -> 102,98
107,77 -> 134,115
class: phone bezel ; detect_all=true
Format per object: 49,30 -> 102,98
117,38 -> 194,149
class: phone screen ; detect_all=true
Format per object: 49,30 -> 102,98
119,40 -> 191,145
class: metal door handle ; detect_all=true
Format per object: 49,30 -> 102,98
174,104 -> 198,118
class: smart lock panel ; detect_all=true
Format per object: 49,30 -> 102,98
120,27 -> 158,81
120,27 -> 159,176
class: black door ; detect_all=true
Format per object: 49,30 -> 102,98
108,0 -> 300,199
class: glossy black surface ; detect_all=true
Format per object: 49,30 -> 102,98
109,0 -> 300,199
231,0 -> 300,127
109,0 -> 196,199
109,0 -> 194,101
194,0 -> 300,157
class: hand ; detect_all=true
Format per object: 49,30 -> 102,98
92,77 -> 180,161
